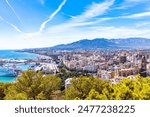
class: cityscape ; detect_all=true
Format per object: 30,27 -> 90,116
0,0 -> 150,100
1,47 -> 150,88
22,48 -> 150,87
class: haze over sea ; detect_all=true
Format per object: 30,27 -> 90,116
0,50 -> 39,82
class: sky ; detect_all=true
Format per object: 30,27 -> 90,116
0,0 -> 150,49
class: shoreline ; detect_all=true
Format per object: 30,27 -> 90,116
0,50 -> 55,83
0,50 -> 41,83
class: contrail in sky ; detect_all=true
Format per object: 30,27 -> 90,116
6,21 -> 22,33
6,0 -> 22,24
0,15 -> 22,33
39,0 -> 67,33
1,0 -> 67,34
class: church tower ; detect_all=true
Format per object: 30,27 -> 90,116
140,56 -> 147,77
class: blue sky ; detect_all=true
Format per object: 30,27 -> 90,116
0,0 -> 150,49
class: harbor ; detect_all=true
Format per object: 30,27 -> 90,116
0,50 -> 39,82
0,51 -> 59,82
0,58 -> 32,82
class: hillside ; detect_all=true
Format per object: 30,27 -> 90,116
48,38 -> 150,50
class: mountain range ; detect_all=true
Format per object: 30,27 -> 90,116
46,38 -> 150,50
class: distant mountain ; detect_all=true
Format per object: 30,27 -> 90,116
112,38 -> 150,49
49,38 -> 119,50
48,38 -> 150,50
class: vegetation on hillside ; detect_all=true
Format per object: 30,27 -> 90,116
0,70 -> 150,100
3,70 -> 61,100
65,75 -> 150,100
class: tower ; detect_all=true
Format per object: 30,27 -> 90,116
140,56 -> 147,77
120,52 -> 127,64
120,55 -> 127,64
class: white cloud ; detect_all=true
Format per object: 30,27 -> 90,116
91,26 -> 150,38
121,11 -> 150,19
115,0 -> 149,10
9,0 -> 114,36
46,0 -> 115,32
1,23 -> 150,49
62,0 -> 115,22
6,0 -> 22,24
49,25 -> 150,39
2,0 -> 114,38
135,21 -> 150,27
72,0 -> 115,23
125,0 -> 149,3
2,0 -> 150,49
18,26 -> 150,49
90,11 -> 150,22
47,18 -> 112,34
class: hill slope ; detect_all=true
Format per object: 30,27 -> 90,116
48,38 -> 150,50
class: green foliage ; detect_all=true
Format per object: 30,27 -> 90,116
0,82 -> 12,100
65,76 -> 113,100
5,70 -> 61,100
57,67 -> 92,90
86,89 -> 107,100
1,70 -> 150,100
65,75 -> 150,100
112,76 -> 150,100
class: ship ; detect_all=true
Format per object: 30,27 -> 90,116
0,68 -> 17,77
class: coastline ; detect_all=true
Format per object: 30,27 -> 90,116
0,50 -> 40,82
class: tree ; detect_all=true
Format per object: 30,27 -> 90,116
0,82 -> 12,100
5,70 -> 61,100
65,75 -> 150,100
65,76 -> 113,100
2,71 -> 150,100
86,89 -> 107,100
112,76 -> 150,100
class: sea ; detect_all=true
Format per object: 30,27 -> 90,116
0,50 -> 39,82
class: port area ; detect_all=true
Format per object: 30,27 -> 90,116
0,58 -> 27,77
0,55 -> 59,77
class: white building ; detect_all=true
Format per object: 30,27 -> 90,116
65,78 -> 72,89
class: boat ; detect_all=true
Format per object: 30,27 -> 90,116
0,68 -> 17,77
